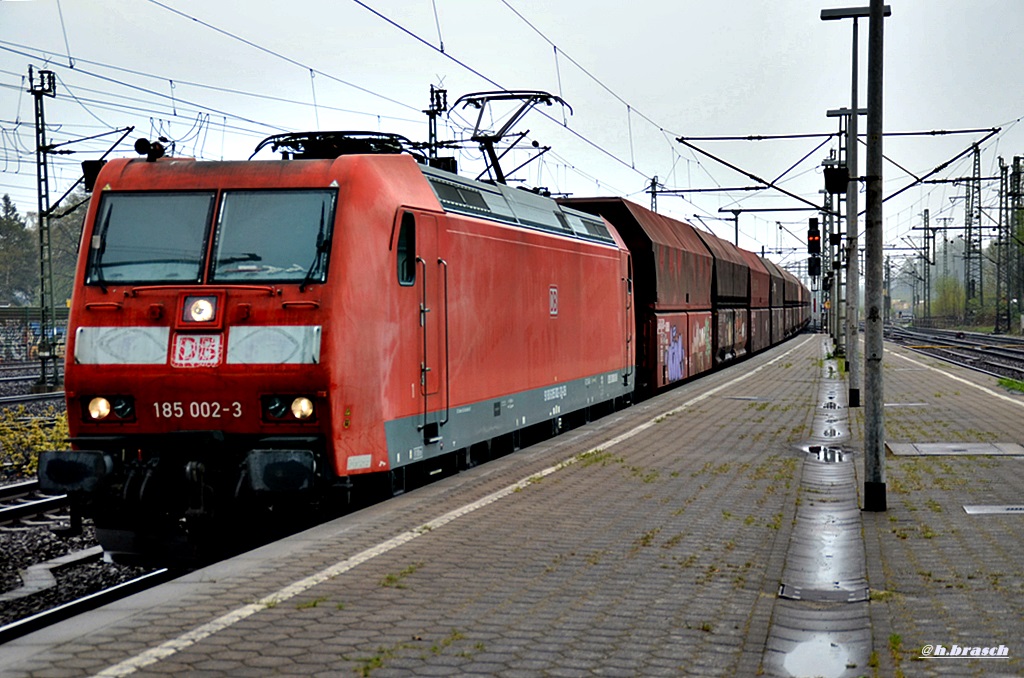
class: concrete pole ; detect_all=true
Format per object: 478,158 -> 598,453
823,192 -> 835,338
833,243 -> 841,349
863,0 -> 887,511
846,20 -> 862,408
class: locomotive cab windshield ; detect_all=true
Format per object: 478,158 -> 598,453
212,189 -> 336,284
86,188 -> 338,286
88,191 -> 214,285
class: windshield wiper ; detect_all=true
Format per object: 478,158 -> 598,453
300,203 -> 329,292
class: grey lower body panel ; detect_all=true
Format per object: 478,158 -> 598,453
383,369 -> 632,469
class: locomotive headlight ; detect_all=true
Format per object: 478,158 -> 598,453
262,395 -> 315,422
88,397 -> 111,420
184,296 -> 217,323
291,397 -> 314,420
85,395 -> 135,422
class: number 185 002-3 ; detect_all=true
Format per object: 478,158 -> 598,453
153,401 -> 243,419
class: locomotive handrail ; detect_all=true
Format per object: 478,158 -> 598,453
415,254 -> 448,441
125,285 -> 279,297
84,302 -> 123,311
438,257 -> 450,428
624,271 -> 634,386
416,256 -> 430,436
281,300 -> 321,310
417,256 -> 429,395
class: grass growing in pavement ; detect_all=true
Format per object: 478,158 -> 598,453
998,377 -> 1024,393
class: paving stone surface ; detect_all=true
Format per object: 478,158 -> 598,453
855,344 -> 1024,677
2,335 -> 1022,677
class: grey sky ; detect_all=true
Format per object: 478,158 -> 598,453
2,0 -> 1022,271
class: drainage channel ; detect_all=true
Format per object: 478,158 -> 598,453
761,339 -> 872,678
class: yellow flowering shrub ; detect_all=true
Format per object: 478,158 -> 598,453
0,406 -> 70,479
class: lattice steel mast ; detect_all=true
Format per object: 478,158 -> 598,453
963,143 -> 983,318
30,67 -> 59,389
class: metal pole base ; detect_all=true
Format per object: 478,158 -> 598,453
863,481 -> 887,512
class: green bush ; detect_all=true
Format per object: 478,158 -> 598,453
0,406 -> 69,479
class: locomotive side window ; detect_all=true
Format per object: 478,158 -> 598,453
86,192 -> 214,285
396,212 -> 416,286
211,189 -> 337,283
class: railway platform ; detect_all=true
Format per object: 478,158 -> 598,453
2,334 -> 1023,677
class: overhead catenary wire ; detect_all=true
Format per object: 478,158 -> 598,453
2,2 -> 1020,257
55,0 -> 74,69
0,5 -> 829,232
21,3 -> 644,200
0,40 -> 424,126
143,0 -> 418,114
0,74 -> 279,145
494,0 -> 729,215
0,48 -> 288,138
346,0 -> 655,196
430,0 -> 445,53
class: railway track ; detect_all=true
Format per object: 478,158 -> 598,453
0,362 -> 63,386
0,391 -> 65,407
0,362 -> 39,375
0,375 -> 41,385
0,480 -> 69,528
0,481 -> 169,646
887,326 -> 1024,380
0,566 -> 175,644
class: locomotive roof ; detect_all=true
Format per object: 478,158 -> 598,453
248,131 -> 618,248
419,164 -> 618,247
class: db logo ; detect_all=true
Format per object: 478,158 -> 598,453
172,334 -> 223,367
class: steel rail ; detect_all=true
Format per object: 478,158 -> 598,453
888,326 -> 1024,381
0,480 -> 40,501
0,568 -> 175,645
0,392 -> 65,406
0,491 -> 69,526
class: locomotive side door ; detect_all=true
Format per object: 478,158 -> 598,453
399,210 -> 448,445
624,252 -> 634,386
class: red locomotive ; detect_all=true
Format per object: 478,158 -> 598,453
39,127 -> 808,564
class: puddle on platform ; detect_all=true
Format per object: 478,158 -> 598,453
765,338 -> 869,677
805,445 -> 845,458
783,635 -> 851,678
806,445 -> 845,463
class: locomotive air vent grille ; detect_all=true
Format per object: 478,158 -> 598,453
430,179 -> 489,213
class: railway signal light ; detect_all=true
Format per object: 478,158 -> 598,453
808,218 -> 821,255
808,256 -> 821,278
